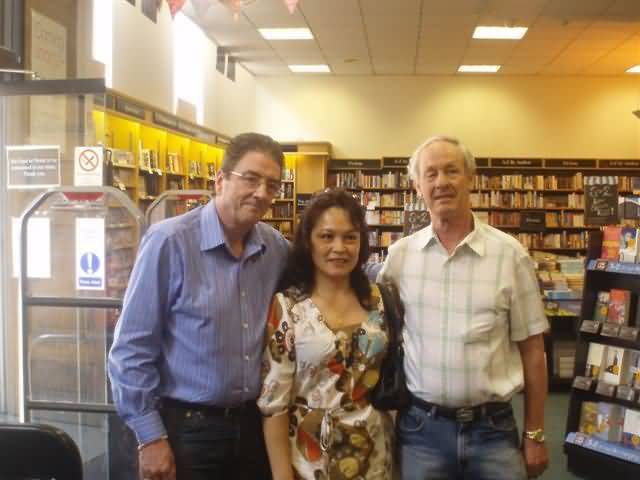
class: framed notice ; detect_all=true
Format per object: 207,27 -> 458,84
7,145 -> 61,189
404,210 -> 430,236
584,176 -> 618,226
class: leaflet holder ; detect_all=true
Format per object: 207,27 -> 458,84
18,186 -> 145,479
145,189 -> 214,226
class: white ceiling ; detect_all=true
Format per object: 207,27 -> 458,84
183,0 -> 640,76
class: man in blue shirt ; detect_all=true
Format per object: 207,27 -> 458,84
108,133 -> 289,480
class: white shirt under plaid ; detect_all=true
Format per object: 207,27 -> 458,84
378,214 -> 549,407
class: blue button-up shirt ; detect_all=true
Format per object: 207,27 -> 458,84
108,201 -> 289,444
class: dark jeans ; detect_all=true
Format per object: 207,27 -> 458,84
161,401 -> 271,480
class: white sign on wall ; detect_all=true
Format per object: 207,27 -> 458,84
11,217 -> 52,279
74,147 -> 104,186
75,218 -> 105,291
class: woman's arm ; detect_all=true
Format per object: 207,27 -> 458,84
263,412 -> 295,480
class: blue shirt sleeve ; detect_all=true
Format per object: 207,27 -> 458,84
107,228 -> 179,444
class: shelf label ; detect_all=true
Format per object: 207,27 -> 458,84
115,98 -> 146,120
382,157 -> 409,167
475,157 -> 489,167
572,376 -> 594,391
599,159 -> 640,169
177,120 -> 199,137
7,145 -> 61,189
616,385 -> 636,402
600,322 -> 621,337
491,158 -> 543,168
595,381 -> 616,397
580,320 -> 601,334
153,111 -> 178,129
619,326 -> 639,342
545,159 -> 597,168
329,158 -> 381,170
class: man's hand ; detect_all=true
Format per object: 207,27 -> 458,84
522,437 -> 548,478
138,438 -> 176,480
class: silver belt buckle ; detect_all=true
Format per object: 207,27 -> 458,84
456,408 -> 474,423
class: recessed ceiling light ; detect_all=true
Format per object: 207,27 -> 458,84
473,26 -> 528,40
289,64 -> 331,73
626,65 -> 640,73
458,65 -> 501,73
259,28 -> 313,40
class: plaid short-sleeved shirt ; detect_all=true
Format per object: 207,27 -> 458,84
378,214 -> 549,407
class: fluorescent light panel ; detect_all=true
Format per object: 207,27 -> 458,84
458,65 -> 501,73
473,26 -> 528,40
626,65 -> 640,73
259,28 -> 313,40
289,64 -> 330,73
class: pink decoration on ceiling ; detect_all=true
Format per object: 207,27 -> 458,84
167,0 -> 187,18
284,0 -> 299,14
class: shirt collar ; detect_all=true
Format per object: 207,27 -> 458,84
200,200 -> 266,257
419,212 -> 485,257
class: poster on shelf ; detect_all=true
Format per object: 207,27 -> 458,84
584,176 -> 619,225
11,217 -> 51,279
75,218 -> 105,291
74,147 -> 104,186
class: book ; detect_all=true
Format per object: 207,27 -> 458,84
623,409 -> 640,450
601,225 -> 621,260
585,343 -> 606,378
566,431 -> 640,464
628,349 -> 640,389
593,291 -> 610,322
594,402 -> 625,442
599,346 -> 631,386
607,289 -> 632,325
578,401 -> 599,436
619,227 -> 639,262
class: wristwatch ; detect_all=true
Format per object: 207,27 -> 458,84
523,428 -> 545,443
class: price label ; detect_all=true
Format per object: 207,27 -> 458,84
595,381 -> 616,397
573,376 -> 594,391
616,385 -> 636,402
580,320 -> 601,334
619,326 -> 639,342
600,322 -> 621,337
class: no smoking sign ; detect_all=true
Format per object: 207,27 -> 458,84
74,146 -> 104,186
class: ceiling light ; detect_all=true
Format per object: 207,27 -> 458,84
473,26 -> 528,40
259,28 -> 313,40
458,65 -> 501,73
626,65 -> 640,74
289,64 -> 330,73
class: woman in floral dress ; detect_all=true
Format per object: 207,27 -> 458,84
258,189 -> 393,480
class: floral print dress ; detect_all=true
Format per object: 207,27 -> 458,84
258,286 -> 393,480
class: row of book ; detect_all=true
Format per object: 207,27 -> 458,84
330,171 -> 411,189
579,401 -> 640,450
546,211 -> 586,227
509,231 -> 589,250
473,173 -> 585,190
585,343 -> 640,387
364,210 -> 403,226
470,191 -> 585,209
280,168 -> 295,181
368,231 -> 403,248
265,203 -> 293,218
601,226 -> 640,263
358,191 -> 409,209
276,183 -> 295,199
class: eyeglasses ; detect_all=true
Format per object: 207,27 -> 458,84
228,170 -> 282,196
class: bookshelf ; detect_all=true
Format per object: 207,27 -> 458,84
563,231 -> 640,478
93,90 -> 226,212
328,156 -> 640,259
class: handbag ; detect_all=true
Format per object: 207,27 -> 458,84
369,282 -> 410,411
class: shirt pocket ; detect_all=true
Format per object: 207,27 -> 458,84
462,286 -> 510,343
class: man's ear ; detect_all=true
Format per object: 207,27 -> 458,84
214,170 -> 224,196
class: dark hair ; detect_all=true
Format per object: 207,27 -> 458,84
221,132 -> 284,172
279,189 -> 372,307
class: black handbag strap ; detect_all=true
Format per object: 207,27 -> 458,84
376,282 -> 404,348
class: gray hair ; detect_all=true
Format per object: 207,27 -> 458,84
407,135 -> 476,181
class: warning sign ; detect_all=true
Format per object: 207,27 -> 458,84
74,146 -> 104,186
76,217 -> 105,290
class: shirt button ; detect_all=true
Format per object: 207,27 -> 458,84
242,323 -> 248,329
241,291 -> 246,297
244,355 -> 250,361
244,387 -> 249,393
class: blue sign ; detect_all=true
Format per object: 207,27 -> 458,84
80,252 -> 100,274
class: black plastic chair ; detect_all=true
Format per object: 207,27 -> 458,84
0,422 -> 83,480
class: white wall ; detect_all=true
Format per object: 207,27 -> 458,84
76,0 -> 257,136
255,75 -> 640,159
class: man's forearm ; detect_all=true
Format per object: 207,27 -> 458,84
518,334 -> 547,430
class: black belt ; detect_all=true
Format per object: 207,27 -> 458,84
410,394 -> 510,423
161,397 -> 256,418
